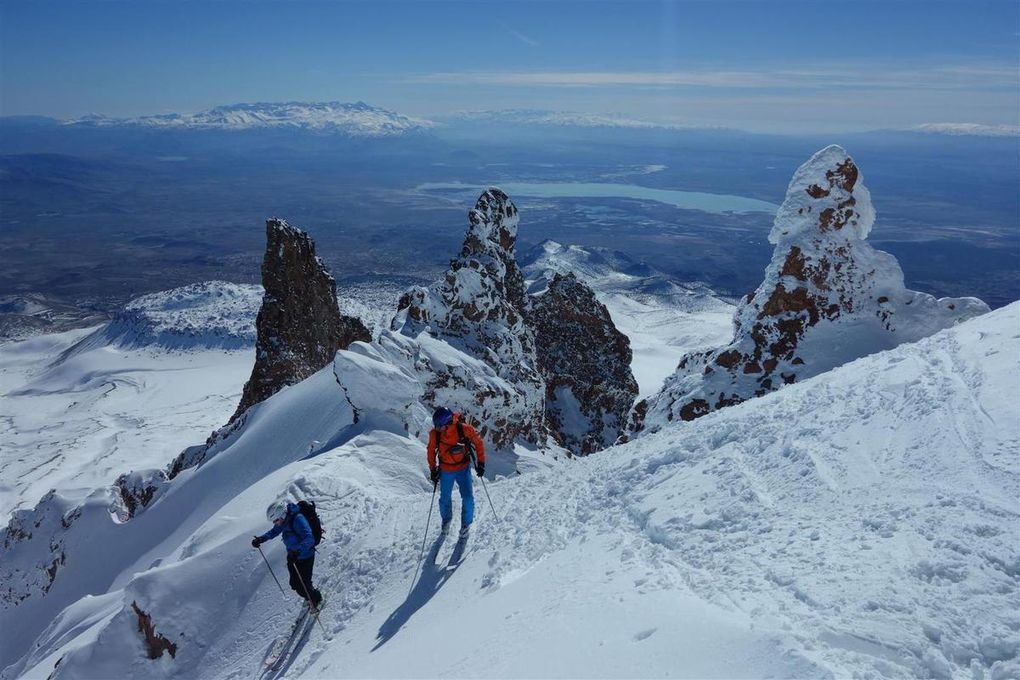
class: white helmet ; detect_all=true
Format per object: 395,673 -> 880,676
266,501 -> 288,523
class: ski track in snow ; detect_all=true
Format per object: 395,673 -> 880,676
250,308 -> 1017,679
3,294 -> 1018,678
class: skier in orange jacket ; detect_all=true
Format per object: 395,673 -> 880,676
428,407 -> 485,539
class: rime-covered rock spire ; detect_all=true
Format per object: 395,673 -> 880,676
633,145 -> 989,432
392,188 -> 546,448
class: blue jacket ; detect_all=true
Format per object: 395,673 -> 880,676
260,503 -> 315,560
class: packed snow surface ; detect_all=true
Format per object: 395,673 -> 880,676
6,300 -> 1017,679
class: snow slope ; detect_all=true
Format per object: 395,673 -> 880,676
0,326 -> 253,518
10,302 -> 1017,679
0,278 -> 409,520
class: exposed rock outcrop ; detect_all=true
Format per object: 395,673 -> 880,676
114,470 -> 169,520
634,145 -> 990,432
528,272 -> 638,454
234,218 -> 370,419
392,188 -> 546,448
1,489 -> 84,609
131,602 -> 177,659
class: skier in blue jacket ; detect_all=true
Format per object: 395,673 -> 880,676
252,501 -> 323,608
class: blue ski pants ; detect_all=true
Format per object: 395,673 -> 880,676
438,466 -> 474,526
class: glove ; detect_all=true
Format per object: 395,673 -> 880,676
251,536 -> 264,548
476,462 -> 485,478
287,549 -> 299,560
430,467 -> 440,484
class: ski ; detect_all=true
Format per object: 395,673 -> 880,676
447,534 -> 469,567
429,530 -> 448,565
261,607 -> 312,672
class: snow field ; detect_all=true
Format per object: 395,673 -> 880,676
274,304 -> 1017,678
4,278 -> 1017,680
0,327 -> 253,517
30,303 -> 1015,679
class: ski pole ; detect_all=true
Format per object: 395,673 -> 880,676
290,558 -> 329,638
477,474 -> 501,523
469,449 -> 502,523
409,480 -> 438,593
257,545 -> 287,597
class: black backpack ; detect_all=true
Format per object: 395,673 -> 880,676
294,500 -> 324,546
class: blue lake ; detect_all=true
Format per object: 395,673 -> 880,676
417,181 -> 778,215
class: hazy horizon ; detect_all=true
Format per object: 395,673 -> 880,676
2,0 -> 1018,135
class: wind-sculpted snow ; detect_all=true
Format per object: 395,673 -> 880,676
10,303 -> 1017,680
393,188 -> 547,449
635,145 -> 991,431
0,326 -> 254,520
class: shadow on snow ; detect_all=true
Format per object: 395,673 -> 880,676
372,535 -> 467,652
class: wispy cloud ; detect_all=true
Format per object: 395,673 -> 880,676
408,64 -> 1019,91
506,28 -> 539,47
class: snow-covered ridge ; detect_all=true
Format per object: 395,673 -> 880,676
911,122 -> 1020,137
38,279 -> 407,361
66,101 -> 436,136
7,301 -> 1017,680
64,281 -> 262,354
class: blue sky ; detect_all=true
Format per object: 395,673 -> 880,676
1,0 -> 1017,133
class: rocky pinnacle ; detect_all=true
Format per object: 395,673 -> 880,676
234,218 -> 369,419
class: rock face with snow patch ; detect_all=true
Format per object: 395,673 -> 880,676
634,145 -> 990,432
235,218 -> 370,419
392,188 -> 546,448
528,272 -> 638,454
114,470 -> 169,521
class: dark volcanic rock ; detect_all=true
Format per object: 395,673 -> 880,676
529,272 -> 638,455
234,218 -> 370,419
131,602 -> 177,659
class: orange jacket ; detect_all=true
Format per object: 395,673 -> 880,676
427,414 -> 486,472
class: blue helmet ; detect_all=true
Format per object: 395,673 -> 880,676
432,407 -> 454,428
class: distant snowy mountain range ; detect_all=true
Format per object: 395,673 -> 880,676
443,109 -> 715,130
911,122 -> 1020,137
66,101 -> 435,137
40,101 -> 1019,137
